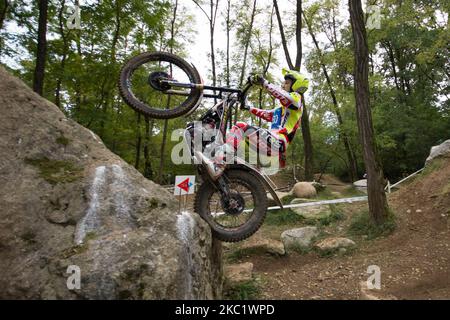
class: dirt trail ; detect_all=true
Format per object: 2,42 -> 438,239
225,162 -> 450,299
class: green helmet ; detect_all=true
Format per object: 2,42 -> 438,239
282,68 -> 309,94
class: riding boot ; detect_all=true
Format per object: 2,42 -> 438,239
194,143 -> 233,180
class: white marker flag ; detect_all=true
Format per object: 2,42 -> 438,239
174,175 -> 196,195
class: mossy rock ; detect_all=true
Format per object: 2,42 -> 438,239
56,135 -> 70,146
25,157 -> 83,185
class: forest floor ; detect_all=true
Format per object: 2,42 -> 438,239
222,161 -> 450,300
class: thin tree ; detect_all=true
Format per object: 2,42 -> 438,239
33,0 -> 48,95
143,116 -> 154,179
158,0 -> 178,184
303,11 -> 358,182
135,113 -> 142,169
0,0 -> 8,31
192,0 -> 220,91
349,0 -> 389,224
234,0 -> 257,125
225,0 -> 232,87
273,0 -> 314,181
238,0 -> 257,87
55,0 -> 68,108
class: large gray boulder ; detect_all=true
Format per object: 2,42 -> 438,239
292,205 -> 333,221
426,139 -> 450,164
353,179 -> 368,194
281,226 -> 319,251
314,237 -> 356,253
0,67 -> 222,299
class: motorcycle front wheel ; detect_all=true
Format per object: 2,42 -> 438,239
194,169 -> 267,242
118,51 -> 203,119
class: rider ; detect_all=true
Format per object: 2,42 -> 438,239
195,68 -> 309,179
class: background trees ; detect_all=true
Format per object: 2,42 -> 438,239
0,0 -> 448,190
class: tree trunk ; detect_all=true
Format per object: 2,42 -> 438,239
294,0 -> 302,69
273,0 -> 294,69
209,0 -> 218,94
144,116 -> 154,180
382,41 -> 401,92
55,0 -> 68,109
134,112 -> 142,170
238,0 -> 257,87
0,0 -> 8,31
301,99 -> 314,181
158,0 -> 178,184
33,0 -> 48,96
349,0 -> 389,224
225,0 -> 231,87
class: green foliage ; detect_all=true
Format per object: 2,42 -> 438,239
224,279 -> 261,300
422,158 -> 446,176
287,243 -> 314,255
341,186 -> 365,197
316,188 -> 338,200
347,210 -> 396,240
1,0 -> 448,187
264,208 -> 304,226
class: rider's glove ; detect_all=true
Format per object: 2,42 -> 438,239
249,74 -> 264,86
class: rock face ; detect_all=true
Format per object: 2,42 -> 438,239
426,139 -> 450,164
0,67 -> 222,299
241,238 -> 285,256
353,179 -> 368,194
314,237 -> 356,253
292,182 -> 317,198
281,226 -> 319,250
292,205 -> 333,221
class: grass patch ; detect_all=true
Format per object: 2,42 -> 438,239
25,157 -> 83,185
341,186 -> 366,197
224,279 -> 261,300
315,205 -> 345,226
347,209 -> 396,240
442,181 -> 450,195
316,188 -> 338,200
264,208 -> 304,226
422,158 -> 445,176
56,135 -> 70,146
280,194 -> 296,205
286,243 -> 313,255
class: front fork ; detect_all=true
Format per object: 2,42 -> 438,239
198,167 -> 232,208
